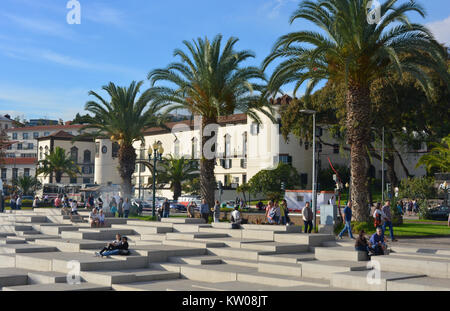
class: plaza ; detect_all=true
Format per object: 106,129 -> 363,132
1,208 -> 450,291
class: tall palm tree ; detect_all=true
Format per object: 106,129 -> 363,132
263,0 -> 448,221
13,175 -> 41,196
80,81 -> 166,199
148,34 -> 275,208
157,155 -> 199,201
416,135 -> 450,173
37,147 -> 80,183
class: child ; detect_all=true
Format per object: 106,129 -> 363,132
98,209 -> 105,227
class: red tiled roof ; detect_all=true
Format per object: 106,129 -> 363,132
143,114 -> 248,135
2,157 -> 37,165
6,124 -> 84,132
45,130 -> 75,139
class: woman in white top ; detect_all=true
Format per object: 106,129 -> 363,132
70,200 -> 78,221
32,197 -> 39,209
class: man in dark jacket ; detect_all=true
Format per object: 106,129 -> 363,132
162,199 -> 170,218
338,201 -> 354,239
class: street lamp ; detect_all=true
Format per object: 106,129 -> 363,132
148,141 -> 164,218
138,142 -> 145,200
299,109 -> 317,231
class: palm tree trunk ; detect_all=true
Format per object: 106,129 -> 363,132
119,143 -> 136,200
173,182 -> 182,201
55,171 -> 62,183
346,83 -> 371,221
200,117 -> 218,210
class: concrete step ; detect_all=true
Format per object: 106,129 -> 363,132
240,242 -> 309,253
220,257 -> 259,268
111,224 -> 172,234
161,218 -> 205,224
7,234 -> 59,242
195,237 -> 273,248
0,268 -> 30,288
163,239 -> 225,248
0,238 -> 26,245
207,247 -> 265,261
274,233 -> 335,246
387,276 -> 450,291
134,245 -> 207,263
241,224 -> 302,233
198,227 -> 243,239
2,283 -> 112,291
331,270 -> 426,291
236,271 -> 330,288
0,254 -> 16,268
125,220 -> 173,228
15,230 -> 41,236
139,234 -> 167,241
258,261 -> 302,277
165,232 -> 229,241
172,224 -> 211,233
300,260 -> 370,280
314,247 -> 369,261
0,244 -> 59,254
61,229 -> 134,241
8,216 -> 48,223
32,208 -> 63,216
34,238 -> 108,252
168,256 -> 223,265
80,269 -> 180,286
39,225 -> 79,235
258,252 -> 316,264
374,255 -> 450,278
0,232 -> 16,238
27,271 -> 68,284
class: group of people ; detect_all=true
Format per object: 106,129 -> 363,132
355,227 -> 389,256
265,200 -> 293,226
106,196 -> 131,218
8,194 -> 22,210
95,234 -> 130,257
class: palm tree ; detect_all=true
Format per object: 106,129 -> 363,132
148,34 -> 275,208
263,0 -> 448,221
416,135 -> 450,173
13,175 -> 41,196
81,81 -> 166,199
37,147 -> 80,183
157,155 -> 199,201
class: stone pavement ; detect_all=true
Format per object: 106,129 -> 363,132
0,208 -> 449,291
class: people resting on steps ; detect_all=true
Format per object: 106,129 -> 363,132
369,227 -> 388,256
70,200 -> 79,221
355,230 -> 370,257
89,208 -> 99,228
96,234 -> 122,257
98,209 -> 105,227
230,206 -> 242,229
100,236 -> 129,257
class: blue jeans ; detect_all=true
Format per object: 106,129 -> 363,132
280,216 -> 286,225
382,221 -> 395,240
124,210 -> 129,218
101,249 -> 119,256
163,210 -> 170,218
339,221 -> 354,238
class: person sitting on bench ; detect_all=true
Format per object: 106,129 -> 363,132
355,230 -> 370,257
231,206 -> 242,229
96,234 -> 121,257
100,236 -> 129,257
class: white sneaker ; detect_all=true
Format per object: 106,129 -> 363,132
94,252 -> 100,257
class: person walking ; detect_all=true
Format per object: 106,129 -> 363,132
200,199 -> 210,223
16,195 -> 22,210
382,200 -> 397,242
123,198 -> 130,218
10,195 -> 16,210
213,200 -> 221,223
162,199 -> 170,218
338,201 -> 354,239
117,198 -> 124,218
303,202 -> 314,234
32,196 -> 39,209
54,195 -> 62,209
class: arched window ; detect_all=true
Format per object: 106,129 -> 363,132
70,147 -> 78,162
44,145 -> 49,156
83,150 -> 91,163
191,137 -> 198,159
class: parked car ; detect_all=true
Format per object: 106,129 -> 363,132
428,205 -> 450,221
170,203 -> 187,212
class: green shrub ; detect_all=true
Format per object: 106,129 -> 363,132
418,199 -> 432,220
334,220 -> 375,235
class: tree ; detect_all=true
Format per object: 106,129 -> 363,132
247,162 -> 302,200
157,155 -> 199,201
149,34 -> 275,208
263,0 -> 447,221
416,135 -> 450,173
0,128 -> 9,167
37,147 -> 79,183
182,177 -> 201,196
80,81 -> 166,199
13,175 -> 41,196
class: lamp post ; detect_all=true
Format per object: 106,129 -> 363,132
138,143 -> 144,200
381,126 -> 385,203
148,141 -> 164,218
300,109 -> 317,231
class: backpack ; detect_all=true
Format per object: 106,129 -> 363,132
374,211 -> 382,228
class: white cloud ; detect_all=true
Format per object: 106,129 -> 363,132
83,6 -> 126,27
427,15 -> 450,46
258,0 -> 297,20
0,45 -> 145,78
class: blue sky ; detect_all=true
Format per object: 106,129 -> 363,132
0,0 -> 449,121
